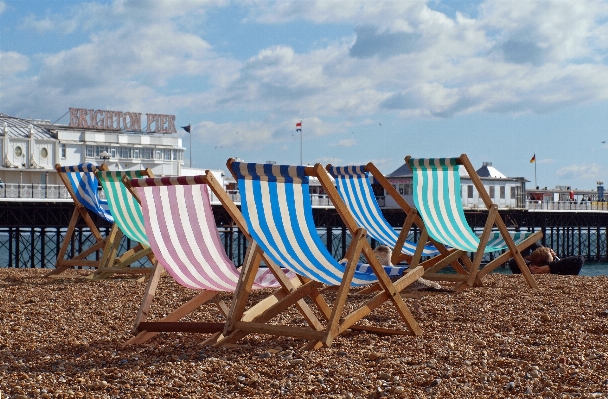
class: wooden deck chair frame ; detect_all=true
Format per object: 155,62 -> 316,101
90,169 -> 157,280
122,173 -> 324,347
218,159 -> 425,350
326,162 -> 473,287
405,154 -> 543,290
47,162 -> 113,277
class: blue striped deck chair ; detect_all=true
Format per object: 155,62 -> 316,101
327,162 -> 473,286
90,169 -> 156,280
220,159 -> 425,350
406,155 -> 543,289
47,162 -> 114,277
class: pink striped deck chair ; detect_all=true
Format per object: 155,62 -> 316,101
123,174 -> 322,346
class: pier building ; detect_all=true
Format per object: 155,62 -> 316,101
0,110 -> 186,192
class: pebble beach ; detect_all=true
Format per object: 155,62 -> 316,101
1,268 -> 608,399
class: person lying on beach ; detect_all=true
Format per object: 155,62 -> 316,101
508,244 -> 584,275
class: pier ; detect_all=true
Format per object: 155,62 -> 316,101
2,199 -> 608,269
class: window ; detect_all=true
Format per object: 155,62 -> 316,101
86,146 -> 94,157
511,186 -> 517,199
120,147 -> 131,158
40,148 -> 48,159
61,144 -> 66,159
133,149 -> 140,159
500,186 -> 505,199
95,146 -> 109,157
110,148 -> 117,158
467,185 -> 474,199
155,150 -> 162,159
489,186 -> 495,199
14,146 -> 22,157
143,148 -> 153,159
164,149 -> 171,160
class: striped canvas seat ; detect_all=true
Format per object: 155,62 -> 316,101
132,175 -> 290,290
61,163 -> 113,223
234,162 -> 407,286
48,162 -> 115,277
123,174 -> 322,346
327,164 -> 439,258
406,155 -> 543,289
98,170 -> 148,246
409,158 -> 531,252
219,160 -> 425,349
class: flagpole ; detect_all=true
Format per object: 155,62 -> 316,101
300,127 -> 302,165
189,122 -> 192,167
534,153 -> 538,187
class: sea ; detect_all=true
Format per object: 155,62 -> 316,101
1,230 -> 607,276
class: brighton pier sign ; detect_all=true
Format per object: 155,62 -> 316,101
69,107 -> 177,133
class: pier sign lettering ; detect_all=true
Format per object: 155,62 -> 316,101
69,108 -> 177,133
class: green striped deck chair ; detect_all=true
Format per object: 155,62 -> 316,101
92,169 -> 156,280
406,154 -> 543,289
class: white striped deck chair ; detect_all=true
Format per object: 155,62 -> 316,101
91,170 -> 156,280
48,162 -> 114,277
406,155 -> 543,289
123,174 -> 319,346
220,160 -> 425,350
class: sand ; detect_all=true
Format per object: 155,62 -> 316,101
1,268 -> 607,398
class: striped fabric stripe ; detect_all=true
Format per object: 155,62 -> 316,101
129,175 -> 206,187
408,158 -> 529,252
132,177 -> 287,291
327,165 -> 439,257
231,162 -> 407,287
97,171 -> 148,245
59,163 -> 98,173
62,163 -> 113,223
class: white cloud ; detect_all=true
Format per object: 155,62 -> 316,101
332,139 -> 357,148
4,0 -> 608,157
557,163 -> 603,180
0,52 -> 30,75
0,2 -> 6,14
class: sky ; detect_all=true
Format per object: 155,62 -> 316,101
2,0 -> 608,190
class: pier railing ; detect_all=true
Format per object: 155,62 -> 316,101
526,200 -> 608,212
2,183 -> 608,212
0,184 -> 71,200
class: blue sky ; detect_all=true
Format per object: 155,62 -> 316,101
2,0 -> 608,190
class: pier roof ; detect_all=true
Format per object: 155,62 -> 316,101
0,114 -> 55,140
476,162 -> 507,178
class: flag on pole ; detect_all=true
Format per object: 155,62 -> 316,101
530,153 -> 536,163
181,125 -> 191,133
296,121 -> 302,132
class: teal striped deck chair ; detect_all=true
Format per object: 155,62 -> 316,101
48,162 -> 113,277
220,159 -> 425,350
91,169 -> 156,280
406,154 -> 543,289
